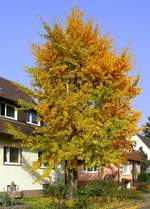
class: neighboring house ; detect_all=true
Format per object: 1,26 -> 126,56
0,77 -> 64,196
77,151 -> 141,188
133,134 -> 150,160
132,134 -> 150,172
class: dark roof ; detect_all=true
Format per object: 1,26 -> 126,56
0,77 -> 35,104
0,116 -> 33,135
137,134 -> 150,150
127,151 -> 142,162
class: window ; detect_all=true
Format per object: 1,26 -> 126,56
26,112 -> 40,126
38,152 -> 48,168
0,103 -> 17,120
122,164 -> 130,175
84,166 -> 98,173
4,147 -> 22,165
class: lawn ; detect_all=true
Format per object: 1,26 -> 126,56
21,196 -> 144,209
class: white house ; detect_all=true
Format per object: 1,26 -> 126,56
0,77 -> 64,196
132,134 -> 150,160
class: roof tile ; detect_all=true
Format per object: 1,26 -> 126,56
0,77 -> 34,104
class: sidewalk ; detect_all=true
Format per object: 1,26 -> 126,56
136,194 -> 150,209
110,194 -> 150,209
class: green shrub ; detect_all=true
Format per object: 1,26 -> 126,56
137,182 -> 150,193
74,179 -> 117,198
0,192 -> 12,206
74,179 -> 143,203
137,172 -> 150,182
43,181 -> 68,199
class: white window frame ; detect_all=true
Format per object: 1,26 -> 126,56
122,164 -> 130,175
83,166 -> 99,174
26,112 -> 40,126
0,103 -> 17,120
3,147 -> 22,166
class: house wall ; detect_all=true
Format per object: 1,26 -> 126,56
77,162 -> 119,186
120,163 -> 140,179
77,161 -> 140,187
132,135 -> 150,160
77,161 -> 101,186
0,133 -> 64,192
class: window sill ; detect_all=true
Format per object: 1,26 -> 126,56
39,166 -> 46,169
0,115 -> 17,120
26,122 -> 40,126
82,171 -> 99,174
122,173 -> 130,176
3,162 -> 22,166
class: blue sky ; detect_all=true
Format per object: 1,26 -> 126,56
0,0 -> 149,125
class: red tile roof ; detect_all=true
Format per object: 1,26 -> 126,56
127,151 -> 141,162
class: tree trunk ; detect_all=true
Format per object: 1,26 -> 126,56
66,169 -> 77,199
65,161 -> 77,199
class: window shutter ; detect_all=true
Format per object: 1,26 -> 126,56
18,110 -> 25,122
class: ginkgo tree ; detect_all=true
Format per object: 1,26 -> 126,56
7,7 -> 141,191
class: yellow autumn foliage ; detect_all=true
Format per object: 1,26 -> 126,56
7,7 -> 141,177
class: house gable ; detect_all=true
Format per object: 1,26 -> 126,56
132,135 -> 150,160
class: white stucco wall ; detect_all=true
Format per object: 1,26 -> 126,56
132,135 -> 150,160
0,136 -> 64,192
